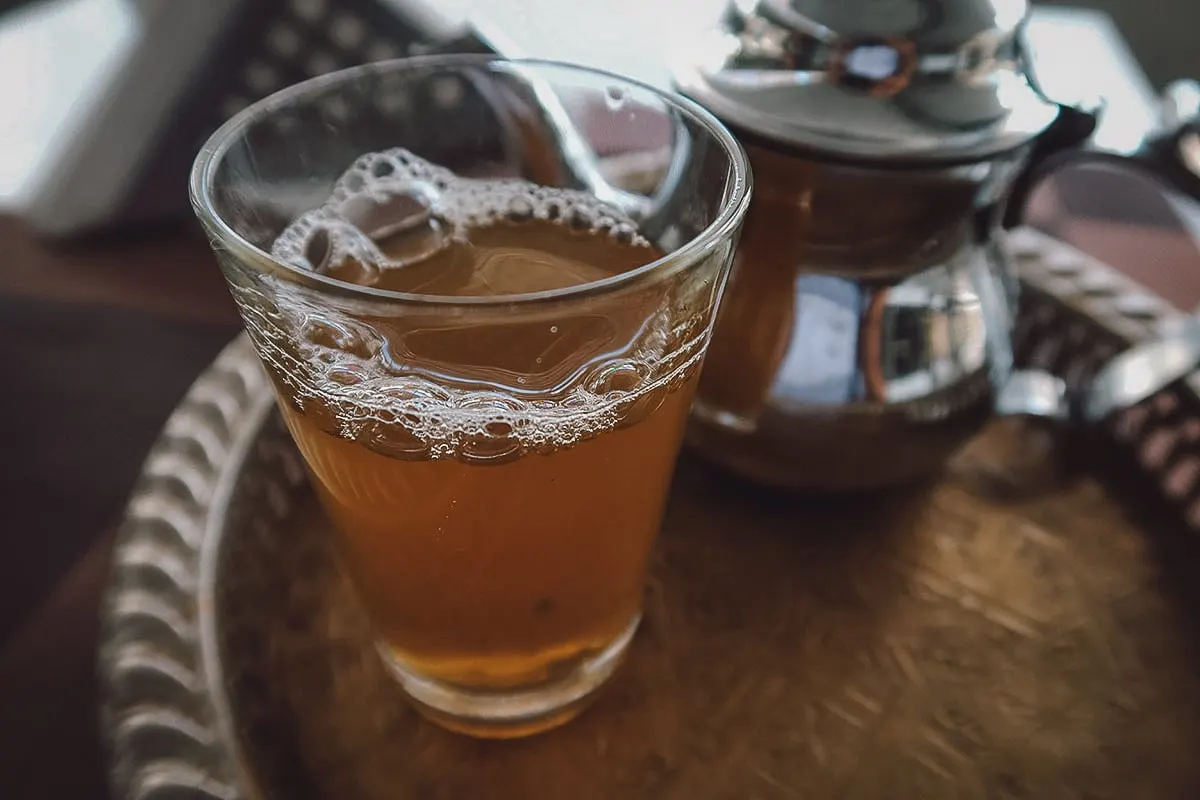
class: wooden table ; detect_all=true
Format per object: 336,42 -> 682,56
0,166 -> 1197,799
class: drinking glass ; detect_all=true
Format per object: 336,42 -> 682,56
190,56 -> 750,738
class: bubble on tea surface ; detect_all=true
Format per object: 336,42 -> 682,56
270,148 -> 656,294
261,148 -> 707,460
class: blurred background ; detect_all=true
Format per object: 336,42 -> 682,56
1070,0 -> 1197,91
0,0 -> 1197,88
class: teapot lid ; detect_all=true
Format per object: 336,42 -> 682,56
671,0 -> 1061,162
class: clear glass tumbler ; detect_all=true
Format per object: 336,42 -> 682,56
190,56 -> 750,738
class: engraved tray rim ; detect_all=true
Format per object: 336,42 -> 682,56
97,227 -> 1198,800
100,335 -> 278,800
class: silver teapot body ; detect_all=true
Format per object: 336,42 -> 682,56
686,140 -> 1029,489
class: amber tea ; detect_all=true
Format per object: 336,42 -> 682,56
261,150 -> 697,735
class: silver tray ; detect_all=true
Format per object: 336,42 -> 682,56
99,228 -> 1200,799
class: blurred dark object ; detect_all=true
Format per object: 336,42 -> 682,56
1036,0 -> 1199,93
0,298 -> 235,643
16,0 -> 496,239
0,295 -> 235,798
0,0 -> 35,16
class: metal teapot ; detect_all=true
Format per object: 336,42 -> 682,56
668,0 -> 1200,490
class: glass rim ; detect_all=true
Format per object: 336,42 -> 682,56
189,55 -> 753,308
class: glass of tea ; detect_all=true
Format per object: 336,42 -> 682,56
190,56 -> 750,738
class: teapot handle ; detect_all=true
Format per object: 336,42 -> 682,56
1002,78 -> 1200,230
996,321 -> 1200,427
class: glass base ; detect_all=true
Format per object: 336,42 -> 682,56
377,614 -> 641,739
